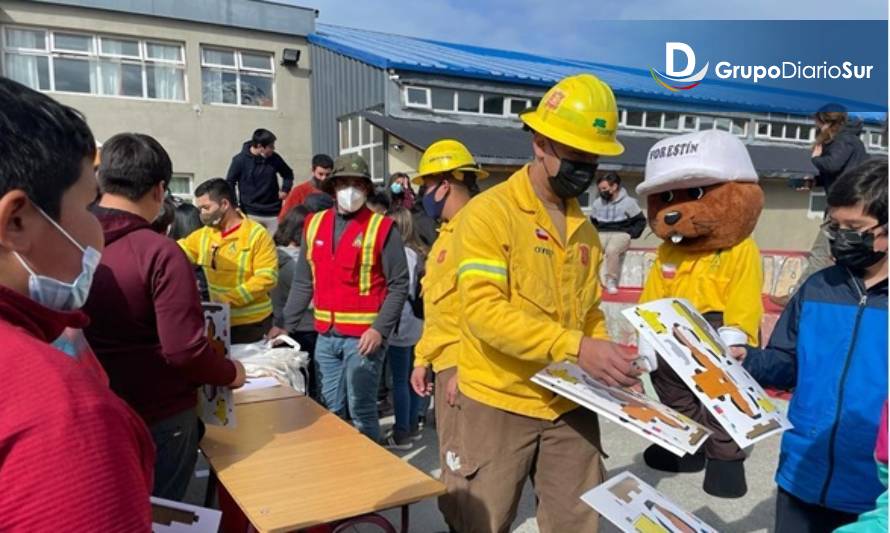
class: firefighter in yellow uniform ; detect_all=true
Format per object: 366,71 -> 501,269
449,74 -> 641,533
407,139 -> 489,530
178,178 -> 279,343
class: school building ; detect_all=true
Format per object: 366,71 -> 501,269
2,1 -> 886,252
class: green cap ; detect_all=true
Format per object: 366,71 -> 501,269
322,153 -> 373,194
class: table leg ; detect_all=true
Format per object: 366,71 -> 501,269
400,505 -> 409,533
204,469 -> 218,508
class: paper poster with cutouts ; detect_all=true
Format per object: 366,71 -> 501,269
151,497 -> 222,533
582,471 -> 718,533
199,303 -> 236,428
622,298 -> 791,448
532,362 -> 710,457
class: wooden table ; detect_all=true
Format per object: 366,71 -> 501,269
201,390 -> 445,533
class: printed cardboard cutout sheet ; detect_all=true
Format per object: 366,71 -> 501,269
582,471 -> 718,533
532,362 -> 710,456
199,303 -> 236,428
151,497 -> 222,533
622,298 -> 791,448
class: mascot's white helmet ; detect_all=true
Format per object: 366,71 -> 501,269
637,130 -> 758,197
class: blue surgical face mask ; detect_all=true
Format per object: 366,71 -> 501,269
13,207 -> 101,311
390,182 -> 404,195
422,181 -> 449,220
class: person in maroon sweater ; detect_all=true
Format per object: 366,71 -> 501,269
83,133 -> 246,501
0,79 -> 155,530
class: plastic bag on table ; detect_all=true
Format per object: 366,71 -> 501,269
230,335 -> 309,395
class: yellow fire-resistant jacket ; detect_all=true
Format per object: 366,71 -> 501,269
639,237 -> 763,346
454,165 -> 609,420
414,211 -> 463,373
178,217 -> 278,327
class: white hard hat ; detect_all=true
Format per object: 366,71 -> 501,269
636,129 -> 758,197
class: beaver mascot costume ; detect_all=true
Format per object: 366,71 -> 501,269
636,129 -> 765,498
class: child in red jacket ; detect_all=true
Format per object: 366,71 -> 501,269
0,78 -> 155,531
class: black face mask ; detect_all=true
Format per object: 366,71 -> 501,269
546,143 -> 599,199
599,190 -> 613,201
827,225 -> 887,272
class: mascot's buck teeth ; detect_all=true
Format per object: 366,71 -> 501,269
671,235 -> 684,244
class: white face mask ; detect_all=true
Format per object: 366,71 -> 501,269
13,206 -> 101,311
336,186 -> 366,213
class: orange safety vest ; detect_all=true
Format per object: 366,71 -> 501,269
303,207 -> 393,337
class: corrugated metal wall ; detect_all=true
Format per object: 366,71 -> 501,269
310,44 -> 386,156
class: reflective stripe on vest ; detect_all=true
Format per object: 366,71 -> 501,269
304,211 -> 326,277
313,308 -> 377,325
359,213 -> 385,296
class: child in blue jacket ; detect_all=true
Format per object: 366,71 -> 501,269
738,158 -> 888,533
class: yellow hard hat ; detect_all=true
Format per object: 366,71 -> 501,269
520,73 -> 624,157
412,139 -> 490,185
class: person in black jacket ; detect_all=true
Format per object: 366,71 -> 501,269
226,128 -> 294,234
773,105 -> 869,307
590,172 -> 646,294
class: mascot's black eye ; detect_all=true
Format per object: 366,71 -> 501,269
688,187 -> 705,200
660,191 -> 675,203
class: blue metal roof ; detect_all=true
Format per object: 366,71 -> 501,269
309,24 -> 885,120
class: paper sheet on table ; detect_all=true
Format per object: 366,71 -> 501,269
240,375 -> 283,392
198,303 -> 236,428
151,497 -> 221,532
532,362 -> 710,456
581,472 -> 718,533
622,298 -> 791,448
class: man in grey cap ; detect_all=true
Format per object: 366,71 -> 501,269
283,154 -> 409,443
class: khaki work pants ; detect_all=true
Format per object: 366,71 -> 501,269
442,394 -> 605,533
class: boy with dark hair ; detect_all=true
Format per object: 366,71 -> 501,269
0,78 -> 154,529
738,158 -> 888,533
226,128 -> 294,233
84,133 -> 246,500
180,178 -> 279,344
278,153 -> 334,221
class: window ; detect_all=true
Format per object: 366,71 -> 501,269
625,110 -> 644,127
483,95 -> 504,115
431,87 -> 455,111
201,46 -> 274,107
754,120 -> 814,143
663,112 -> 680,130
808,190 -> 827,219
402,85 -> 537,117
457,90 -> 481,113
2,26 -> 185,100
682,115 -> 698,130
867,131 -> 886,150
169,174 -> 194,200
507,97 -> 531,115
339,116 -> 385,181
405,86 -> 430,108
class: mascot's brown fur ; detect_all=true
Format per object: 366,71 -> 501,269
637,130 -> 766,499
646,182 -> 764,253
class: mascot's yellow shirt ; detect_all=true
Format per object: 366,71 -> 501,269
414,212 -> 462,373
640,236 -> 763,346
453,166 -> 609,421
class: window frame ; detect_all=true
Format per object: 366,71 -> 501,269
1,25 -> 186,102
169,173 -> 194,201
403,84 -> 537,118
200,45 -> 276,109
754,120 -> 815,144
404,86 -> 431,109
338,116 -> 385,182
808,189 -> 827,220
